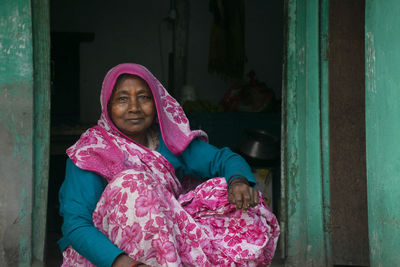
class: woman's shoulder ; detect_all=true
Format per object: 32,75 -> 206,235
67,126 -> 104,153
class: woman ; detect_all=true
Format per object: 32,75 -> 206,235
58,63 -> 279,267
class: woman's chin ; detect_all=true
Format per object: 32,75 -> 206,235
122,129 -> 147,142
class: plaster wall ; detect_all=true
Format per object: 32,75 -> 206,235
50,0 -> 283,124
0,126 -> 23,266
0,1 -> 35,266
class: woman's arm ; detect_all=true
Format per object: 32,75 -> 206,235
160,138 -> 259,211
179,139 -> 256,185
183,139 -> 259,211
59,159 -> 126,267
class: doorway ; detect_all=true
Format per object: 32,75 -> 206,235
329,0 -> 369,265
45,1 -> 284,265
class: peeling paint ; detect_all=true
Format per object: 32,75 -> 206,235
379,216 -> 400,229
283,1 -> 329,265
366,1 -> 400,265
0,1 -> 35,266
369,232 -> 379,261
288,149 -> 299,217
366,32 -> 376,94
0,84 -> 32,159
0,8 -> 33,83
298,46 -> 305,74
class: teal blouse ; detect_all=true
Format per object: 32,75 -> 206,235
58,137 -> 255,267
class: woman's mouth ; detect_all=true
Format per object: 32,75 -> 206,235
126,118 -> 143,123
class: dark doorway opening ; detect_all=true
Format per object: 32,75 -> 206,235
329,0 -> 369,265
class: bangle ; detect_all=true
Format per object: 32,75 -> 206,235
227,175 -> 245,184
227,176 -> 249,189
131,262 -> 143,267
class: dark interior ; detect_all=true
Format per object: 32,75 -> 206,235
46,1 -> 284,265
329,0 -> 369,265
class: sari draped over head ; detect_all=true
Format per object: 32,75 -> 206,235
62,63 -> 280,267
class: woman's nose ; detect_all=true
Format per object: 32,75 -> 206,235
128,97 -> 140,112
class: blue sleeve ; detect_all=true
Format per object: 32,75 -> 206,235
58,158 -> 124,267
159,137 -> 256,186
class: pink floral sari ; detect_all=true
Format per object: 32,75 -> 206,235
61,63 -> 279,266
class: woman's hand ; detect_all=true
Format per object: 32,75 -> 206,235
112,254 -> 150,267
228,181 -> 259,212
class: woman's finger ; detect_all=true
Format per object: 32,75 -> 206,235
242,189 -> 251,212
250,188 -> 259,206
229,183 -> 246,210
237,183 -> 252,211
235,196 -> 243,210
228,190 -> 234,204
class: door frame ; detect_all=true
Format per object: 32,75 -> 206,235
31,0 -> 400,266
29,0 -> 335,265
365,0 -> 400,265
281,0 -> 331,265
32,0 -> 51,265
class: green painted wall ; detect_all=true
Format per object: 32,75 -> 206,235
0,0 -> 34,266
365,1 -> 400,266
282,0 -> 330,265
0,0 -> 50,266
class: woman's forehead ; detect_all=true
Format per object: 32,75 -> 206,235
115,74 -> 147,86
113,74 -> 151,92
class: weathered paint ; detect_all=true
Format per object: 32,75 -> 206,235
279,1 -> 291,260
31,0 -> 50,266
0,0 -> 34,266
282,0 -> 329,265
365,1 -> 400,266
319,0 -> 331,265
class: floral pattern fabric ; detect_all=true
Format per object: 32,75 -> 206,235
62,127 -> 279,266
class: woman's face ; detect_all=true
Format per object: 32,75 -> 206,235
109,75 -> 156,145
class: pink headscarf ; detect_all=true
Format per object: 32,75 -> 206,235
67,63 -> 207,180
99,63 -> 207,154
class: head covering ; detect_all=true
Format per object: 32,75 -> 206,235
99,63 -> 207,155
67,63 -> 207,180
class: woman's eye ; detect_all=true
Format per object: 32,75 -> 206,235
138,95 -> 152,101
117,96 -> 128,102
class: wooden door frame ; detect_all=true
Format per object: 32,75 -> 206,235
281,0 -> 331,265
32,0 -> 51,265
365,0 -> 400,265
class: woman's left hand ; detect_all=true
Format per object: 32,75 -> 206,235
228,182 -> 259,212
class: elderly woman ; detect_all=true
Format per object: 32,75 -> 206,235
58,63 -> 279,267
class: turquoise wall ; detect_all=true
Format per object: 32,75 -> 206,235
0,0 -> 34,266
0,0 -> 50,266
365,1 -> 400,266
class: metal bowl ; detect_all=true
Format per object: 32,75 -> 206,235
238,129 -> 280,165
